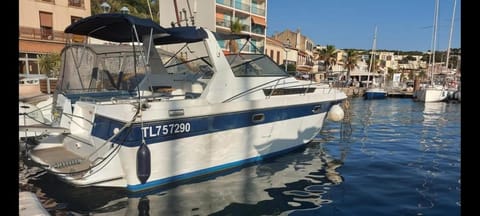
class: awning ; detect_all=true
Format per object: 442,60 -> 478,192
216,13 -> 224,20
39,12 -> 53,27
251,16 -> 266,26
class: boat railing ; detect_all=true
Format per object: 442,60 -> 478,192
223,77 -> 337,103
222,76 -> 290,102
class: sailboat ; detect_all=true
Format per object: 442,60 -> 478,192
364,26 -> 387,99
414,0 -> 448,103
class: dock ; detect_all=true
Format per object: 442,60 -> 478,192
19,191 -> 50,216
387,89 -> 414,98
337,87 -> 414,98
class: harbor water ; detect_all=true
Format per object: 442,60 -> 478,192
20,98 -> 461,215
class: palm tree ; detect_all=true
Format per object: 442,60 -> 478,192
343,49 -> 360,84
38,53 -> 61,77
229,18 -> 243,53
314,45 -> 338,73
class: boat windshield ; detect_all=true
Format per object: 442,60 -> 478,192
226,54 -> 289,77
160,41 -> 214,80
57,44 -> 147,95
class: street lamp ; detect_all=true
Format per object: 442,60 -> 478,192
120,6 -> 130,14
284,38 -> 291,72
100,1 -> 111,13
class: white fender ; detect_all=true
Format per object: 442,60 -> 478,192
327,104 -> 344,122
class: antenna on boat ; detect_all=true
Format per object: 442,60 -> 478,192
173,0 -> 181,27
186,0 -> 195,26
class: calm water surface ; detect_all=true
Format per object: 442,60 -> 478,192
25,98 -> 461,215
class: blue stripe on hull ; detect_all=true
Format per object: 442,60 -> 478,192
126,142 -> 307,192
91,100 -> 342,147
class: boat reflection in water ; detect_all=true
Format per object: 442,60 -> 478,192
46,135 -> 349,215
413,101 -> 457,212
422,102 -> 447,126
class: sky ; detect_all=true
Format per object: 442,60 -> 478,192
267,0 -> 461,52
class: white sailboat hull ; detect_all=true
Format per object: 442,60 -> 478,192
414,87 -> 448,102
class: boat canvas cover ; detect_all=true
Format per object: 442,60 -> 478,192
154,27 -> 209,45
64,13 -> 168,42
58,44 -> 146,93
153,26 -> 250,45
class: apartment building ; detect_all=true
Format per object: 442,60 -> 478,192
271,29 -> 314,72
158,0 -> 267,53
265,37 -> 285,65
377,51 -> 395,69
265,36 -> 297,69
19,0 -> 91,75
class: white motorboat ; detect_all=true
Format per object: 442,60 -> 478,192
25,13 -> 347,192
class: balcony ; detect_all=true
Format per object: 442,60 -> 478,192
251,6 -> 265,16
241,24 -> 250,32
251,24 -> 265,35
234,0 -> 250,12
68,0 -> 84,8
216,18 -> 231,28
216,0 -> 233,8
39,0 -> 55,3
20,26 -> 85,43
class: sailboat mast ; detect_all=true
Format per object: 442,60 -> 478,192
367,25 -> 377,89
445,0 -> 457,71
430,0 -> 439,83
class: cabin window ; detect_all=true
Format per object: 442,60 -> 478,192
228,54 -> 288,77
39,11 -> 53,40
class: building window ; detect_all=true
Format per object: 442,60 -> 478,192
71,16 -> 82,24
39,11 -> 53,40
68,0 -> 83,7
70,16 -> 85,42
19,53 -> 40,75
270,50 -> 273,59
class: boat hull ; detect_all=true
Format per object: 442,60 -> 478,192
414,88 -> 448,102
364,88 -> 387,100
30,99 -> 342,192
124,112 -> 327,191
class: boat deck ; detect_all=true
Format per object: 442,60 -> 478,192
30,147 -> 91,175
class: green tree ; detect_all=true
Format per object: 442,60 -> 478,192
343,50 -> 360,82
91,0 -> 160,23
418,70 -> 427,81
228,18 -> 243,53
405,55 -> 416,61
315,45 -> 338,73
386,67 -> 396,81
38,53 -> 61,77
